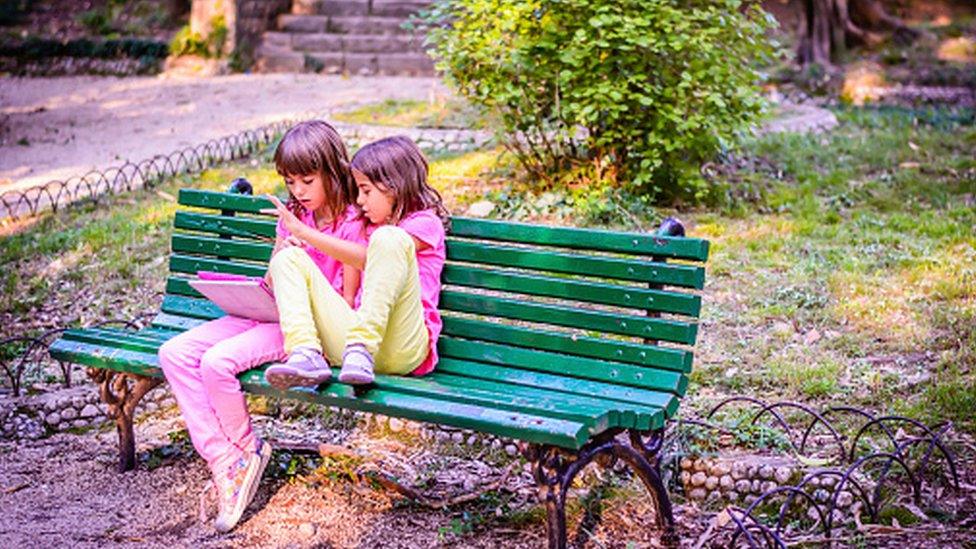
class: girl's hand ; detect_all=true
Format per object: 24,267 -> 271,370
261,195 -> 307,240
282,235 -> 304,249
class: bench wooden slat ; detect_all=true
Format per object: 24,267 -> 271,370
171,233 -> 272,262
439,337 -> 688,396
437,358 -> 676,424
179,189 -> 273,214
443,264 -> 701,317
450,217 -> 710,261
174,211 -> 277,240
429,372 -> 664,430
441,316 -> 692,373
169,254 -> 266,278
439,291 -> 698,344
152,311 -> 206,331
447,238 -> 705,289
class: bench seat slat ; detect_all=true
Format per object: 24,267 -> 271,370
450,217 -> 710,261
442,316 -> 692,373
437,358 -> 678,422
50,337 -> 592,448
152,311 -> 207,331
446,239 -> 705,289
443,264 -> 701,317
440,337 -> 688,396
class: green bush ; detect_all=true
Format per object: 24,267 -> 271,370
169,15 -> 227,58
420,0 -> 775,202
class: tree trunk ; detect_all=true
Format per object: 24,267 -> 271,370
797,0 -> 919,68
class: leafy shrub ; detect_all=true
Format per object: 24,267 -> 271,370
169,15 -> 227,58
420,0 -> 775,202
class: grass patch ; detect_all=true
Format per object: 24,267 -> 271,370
333,98 -> 491,130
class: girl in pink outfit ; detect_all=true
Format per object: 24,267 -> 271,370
263,135 -> 448,389
157,120 -> 363,533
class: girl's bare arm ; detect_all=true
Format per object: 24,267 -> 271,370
263,195 -> 368,270
342,265 -> 361,308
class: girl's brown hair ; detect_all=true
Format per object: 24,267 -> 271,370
273,120 -> 356,226
349,136 -> 449,229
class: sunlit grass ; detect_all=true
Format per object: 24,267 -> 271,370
333,98 -> 490,130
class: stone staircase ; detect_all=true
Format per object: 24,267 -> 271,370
255,0 -> 435,76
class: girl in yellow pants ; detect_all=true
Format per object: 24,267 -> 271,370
264,136 -> 449,386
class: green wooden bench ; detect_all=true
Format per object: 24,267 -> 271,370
49,185 -> 709,547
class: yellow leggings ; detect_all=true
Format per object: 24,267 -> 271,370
268,226 -> 428,375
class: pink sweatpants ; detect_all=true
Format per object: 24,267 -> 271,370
158,316 -> 286,475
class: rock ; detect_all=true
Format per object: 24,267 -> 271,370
435,431 -> 450,443
490,439 -> 502,451
80,404 -> 100,419
758,465 -> 774,480
743,494 -> 757,506
706,490 -> 721,503
690,472 -> 707,487
751,480 -> 762,494
771,321 -> 793,337
735,479 -> 752,493
704,476 -> 719,490
813,488 -> 830,503
837,491 -> 854,508
466,200 -> 496,218
727,491 -> 739,501
298,522 -> 316,538
61,408 -> 78,421
761,481 -> 777,493
388,417 -> 404,433
774,466 -> 793,485
719,475 -> 734,491
71,396 -> 87,409
680,457 -> 693,471
143,402 -> 158,414
821,476 -> 836,488
45,412 -> 61,426
451,432 -> 464,444
746,465 -> 758,478
693,458 -> 707,472
505,444 -> 518,457
731,462 -> 747,480
72,419 -> 88,429
466,435 -> 478,446
44,399 -> 59,413
688,488 -> 707,500
680,471 -> 691,486
712,461 -> 731,477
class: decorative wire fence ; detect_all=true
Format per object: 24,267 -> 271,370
0,119 -> 297,221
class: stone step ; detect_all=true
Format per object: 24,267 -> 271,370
254,45 -> 305,73
292,0 -> 430,17
305,51 -> 434,76
254,44 -> 434,76
289,32 -> 423,54
278,14 -> 413,35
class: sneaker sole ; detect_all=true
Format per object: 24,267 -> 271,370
215,443 -> 272,533
338,371 -> 375,385
264,365 -> 331,390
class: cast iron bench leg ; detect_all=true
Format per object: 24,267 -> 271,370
529,429 -> 677,548
88,368 -> 162,472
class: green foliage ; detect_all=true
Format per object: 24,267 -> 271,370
419,0 -> 775,202
169,15 -> 227,58
0,36 -> 169,60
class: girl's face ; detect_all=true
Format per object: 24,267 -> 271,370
284,172 -> 327,213
354,170 -> 395,225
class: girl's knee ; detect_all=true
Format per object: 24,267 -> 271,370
158,337 -> 192,373
199,348 -> 238,384
368,226 -> 414,255
269,245 -> 313,274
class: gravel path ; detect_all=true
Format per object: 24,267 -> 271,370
0,74 -> 446,195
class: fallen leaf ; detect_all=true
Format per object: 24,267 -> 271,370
908,141 -> 920,151
899,162 -> 921,169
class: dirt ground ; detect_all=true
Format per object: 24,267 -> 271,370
0,74 -> 446,195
